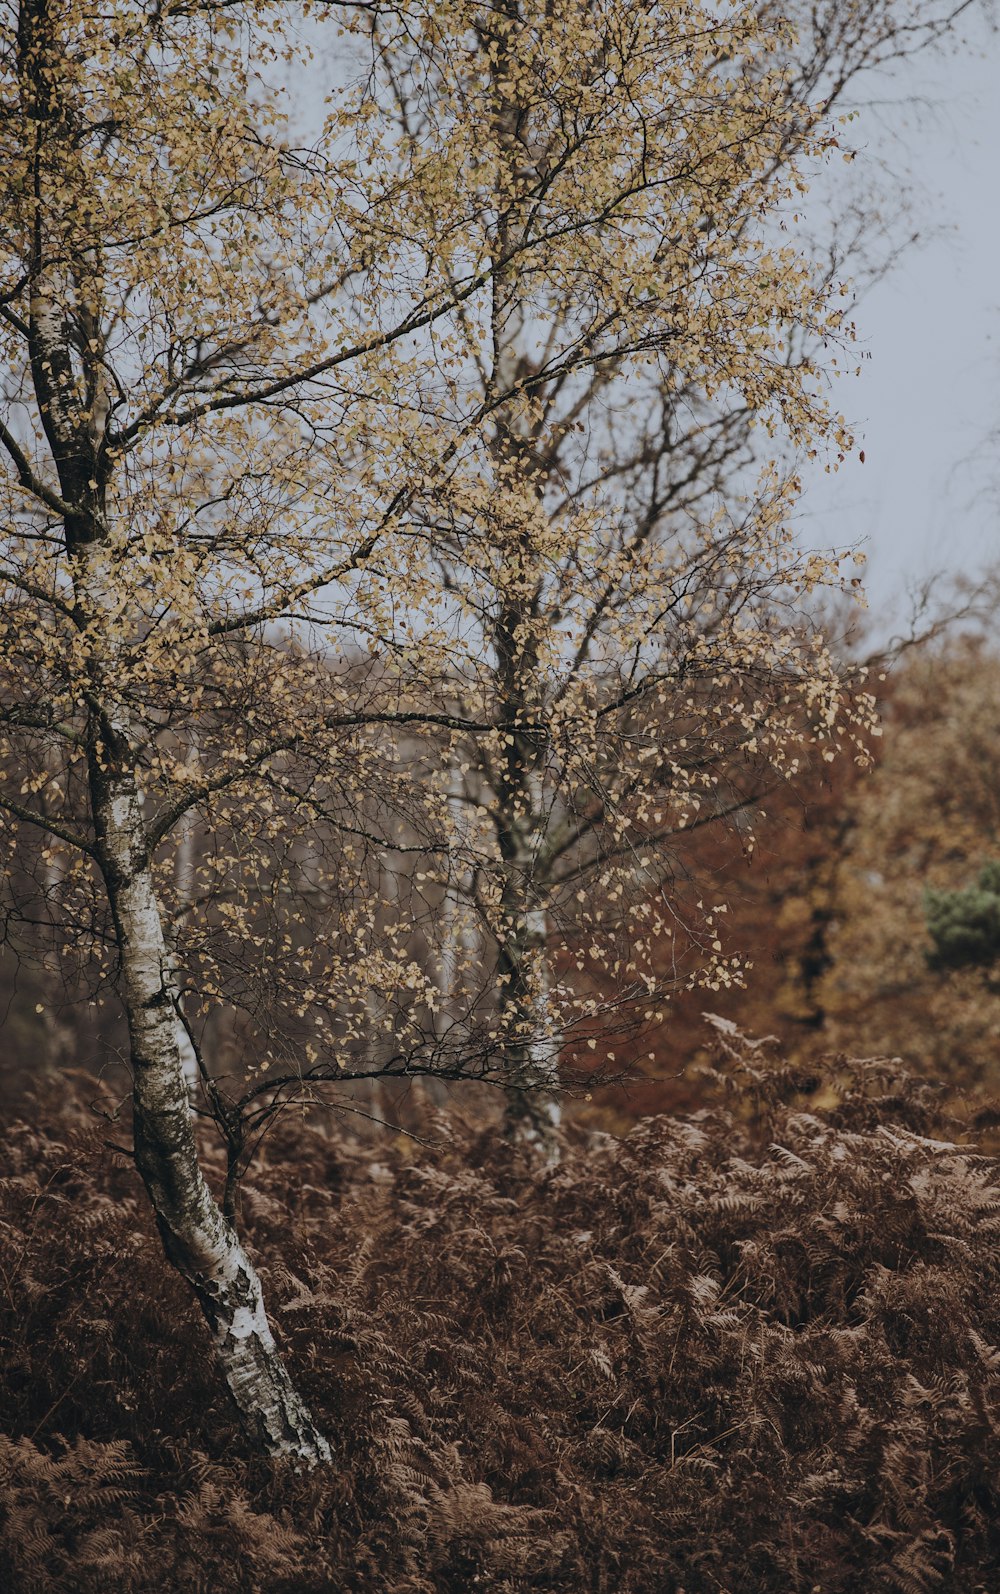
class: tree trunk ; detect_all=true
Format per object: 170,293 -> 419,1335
92,748 -> 331,1462
496,773 -> 562,1159
499,928 -> 562,1156
20,0 -> 328,1463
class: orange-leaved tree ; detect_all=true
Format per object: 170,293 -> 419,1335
818,637 -> 1000,1086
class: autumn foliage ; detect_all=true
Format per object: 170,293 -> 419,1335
4,1028 -> 1000,1592
1,0 -> 996,1540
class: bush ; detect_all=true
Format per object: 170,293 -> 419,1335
3,1034 -> 1000,1591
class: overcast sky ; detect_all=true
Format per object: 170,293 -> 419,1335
800,17 -> 1000,624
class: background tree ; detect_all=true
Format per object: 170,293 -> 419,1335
376,0 -> 983,1141
817,636 -> 1000,1086
926,860 -> 1000,974
571,710 -> 873,1123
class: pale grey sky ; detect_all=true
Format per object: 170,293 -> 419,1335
299,10 -> 998,628
800,20 -> 1000,621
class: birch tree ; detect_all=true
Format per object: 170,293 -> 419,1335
0,0 -> 982,1456
357,0 -> 981,1144
0,0 -> 474,1462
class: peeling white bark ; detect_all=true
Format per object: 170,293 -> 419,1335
101,784 -> 329,1458
102,779 -> 331,1460
499,771 -> 562,1158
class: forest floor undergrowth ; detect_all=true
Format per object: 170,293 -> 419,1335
3,1047 -> 1000,1592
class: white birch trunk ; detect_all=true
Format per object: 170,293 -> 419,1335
96,763 -> 331,1461
498,771 -> 562,1157
77,554 -> 330,1463
489,202 -> 562,1155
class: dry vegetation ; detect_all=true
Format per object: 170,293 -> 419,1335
4,1029 -> 1000,1593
